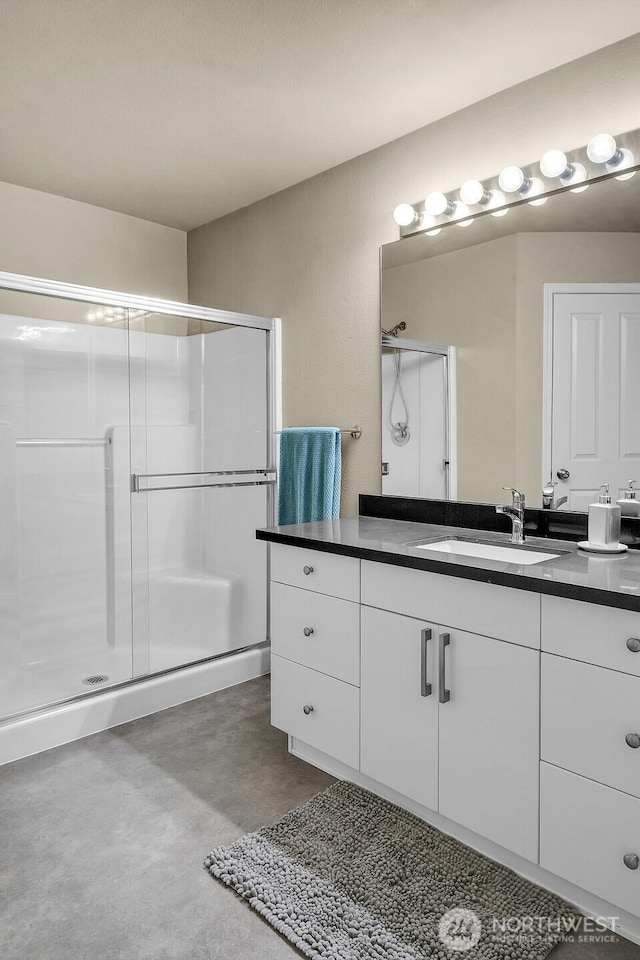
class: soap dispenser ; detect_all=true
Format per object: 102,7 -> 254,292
617,480 -> 640,517
588,483 -> 621,548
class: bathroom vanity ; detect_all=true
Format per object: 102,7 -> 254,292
258,497 -> 640,942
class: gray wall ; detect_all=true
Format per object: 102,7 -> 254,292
0,180 -> 187,300
187,34 -> 640,515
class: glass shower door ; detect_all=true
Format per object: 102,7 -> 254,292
0,291 -> 133,719
128,312 -> 274,675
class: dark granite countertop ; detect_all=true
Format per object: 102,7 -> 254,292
256,514 -> 640,612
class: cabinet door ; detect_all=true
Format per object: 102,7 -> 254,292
361,606 -> 439,810
438,630 -> 540,862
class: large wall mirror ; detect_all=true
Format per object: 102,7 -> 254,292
381,160 -> 640,509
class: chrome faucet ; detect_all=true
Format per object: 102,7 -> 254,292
496,487 -> 526,544
542,479 -> 567,511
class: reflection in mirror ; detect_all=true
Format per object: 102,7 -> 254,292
381,171 -> 640,508
381,334 -> 456,500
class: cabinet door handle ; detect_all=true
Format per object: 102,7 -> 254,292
303,565 -> 314,576
625,733 -> 640,749
623,853 -> 639,870
439,632 -> 451,703
303,627 -> 314,637
627,637 -> 640,653
420,628 -> 432,697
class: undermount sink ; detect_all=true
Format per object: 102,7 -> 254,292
409,536 -> 563,565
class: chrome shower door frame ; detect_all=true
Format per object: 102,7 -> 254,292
0,271 -> 279,718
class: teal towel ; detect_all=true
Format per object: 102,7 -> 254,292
278,428 -> 341,525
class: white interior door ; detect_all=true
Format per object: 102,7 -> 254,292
550,288 -> 640,511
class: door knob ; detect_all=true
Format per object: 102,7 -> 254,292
302,704 -> 314,715
625,733 -> 640,749
623,853 -> 639,870
303,627 -> 314,637
627,638 -> 640,653
556,468 -> 570,480
303,565 -> 314,576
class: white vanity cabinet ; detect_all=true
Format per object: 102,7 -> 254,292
540,594 -> 640,915
267,538 -> 640,937
269,544 -> 361,768
360,561 -> 540,863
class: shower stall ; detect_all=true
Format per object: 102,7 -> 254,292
381,333 -> 457,499
0,272 -> 277,763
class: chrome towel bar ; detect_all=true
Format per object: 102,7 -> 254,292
274,425 -> 362,439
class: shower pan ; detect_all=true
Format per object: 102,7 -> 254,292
0,272 -> 278,763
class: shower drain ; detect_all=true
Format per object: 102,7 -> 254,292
82,675 -> 109,685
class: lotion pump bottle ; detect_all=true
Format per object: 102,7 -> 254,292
617,480 -> 640,517
588,483 -> 621,547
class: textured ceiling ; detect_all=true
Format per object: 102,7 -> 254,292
1,0 -> 640,230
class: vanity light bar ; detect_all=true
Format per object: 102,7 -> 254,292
393,128 -> 639,238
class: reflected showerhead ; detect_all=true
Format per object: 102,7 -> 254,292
382,321 -> 407,338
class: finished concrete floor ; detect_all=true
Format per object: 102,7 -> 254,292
1,674 -> 640,960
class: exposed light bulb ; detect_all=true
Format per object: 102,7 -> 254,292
586,133 -> 635,178
420,214 -> 440,236
393,203 -> 418,227
451,201 -> 469,220
425,191 -> 454,217
566,162 -> 589,193
540,149 -> 571,180
587,133 -> 618,165
525,177 -> 548,206
498,165 -> 527,194
609,148 -> 636,179
459,179 -> 489,206
486,190 -> 509,217
454,202 -> 473,227
86,312 -> 96,321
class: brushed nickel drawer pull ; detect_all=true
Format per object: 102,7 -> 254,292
623,853 -> 639,870
303,565 -> 314,576
626,637 -> 640,653
420,628 -> 432,697
625,733 -> 640,749
303,626 -> 314,637
302,704 -> 314,715
439,632 -> 451,704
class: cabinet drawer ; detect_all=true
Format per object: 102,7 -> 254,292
542,595 -> 640,676
270,543 -> 360,601
541,654 -> 640,798
361,560 -> 540,648
271,582 -> 360,685
270,655 -> 359,769
540,762 -> 640,917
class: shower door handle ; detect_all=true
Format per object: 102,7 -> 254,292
130,468 -> 276,493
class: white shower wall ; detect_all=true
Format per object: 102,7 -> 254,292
382,349 -> 449,499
